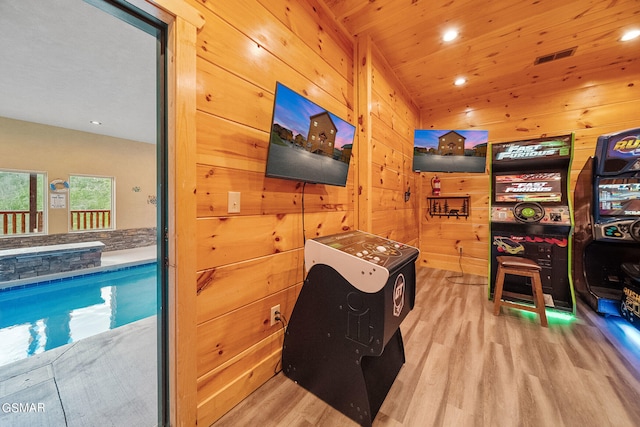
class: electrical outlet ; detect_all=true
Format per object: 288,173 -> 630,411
270,304 -> 281,326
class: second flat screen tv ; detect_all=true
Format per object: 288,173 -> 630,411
413,129 -> 488,173
265,82 -> 356,187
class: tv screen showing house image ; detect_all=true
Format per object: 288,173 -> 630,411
265,82 -> 356,187
413,129 -> 489,173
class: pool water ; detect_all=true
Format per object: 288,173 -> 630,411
0,263 -> 157,366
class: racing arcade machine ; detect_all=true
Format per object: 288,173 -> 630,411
489,134 -> 575,314
282,230 -> 419,427
573,127 -> 640,317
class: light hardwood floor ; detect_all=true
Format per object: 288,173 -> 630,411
211,267 -> 640,427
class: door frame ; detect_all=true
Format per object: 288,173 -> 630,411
116,0 -> 203,424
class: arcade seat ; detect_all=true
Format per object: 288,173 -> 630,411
493,256 -> 548,327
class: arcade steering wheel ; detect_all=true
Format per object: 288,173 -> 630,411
513,202 -> 545,223
630,219 -> 640,242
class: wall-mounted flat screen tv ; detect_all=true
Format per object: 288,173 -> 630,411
413,129 -> 488,173
265,82 -> 356,187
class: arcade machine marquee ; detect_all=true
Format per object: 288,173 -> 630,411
282,230 -> 419,427
489,135 -> 576,313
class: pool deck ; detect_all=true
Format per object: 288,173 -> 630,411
0,246 -> 159,427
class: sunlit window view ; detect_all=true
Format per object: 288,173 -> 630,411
0,170 -> 45,236
69,175 -> 114,231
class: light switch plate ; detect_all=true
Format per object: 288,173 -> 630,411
228,191 -> 241,213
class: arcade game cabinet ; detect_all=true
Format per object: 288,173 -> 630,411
573,127 -> 640,317
281,230 -> 419,427
621,262 -> 640,328
489,134 -> 576,313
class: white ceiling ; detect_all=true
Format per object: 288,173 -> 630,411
0,0 -> 157,144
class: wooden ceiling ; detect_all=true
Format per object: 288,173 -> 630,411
321,0 -> 640,110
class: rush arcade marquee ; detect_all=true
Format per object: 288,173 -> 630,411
573,127 -> 640,318
489,134 -> 576,314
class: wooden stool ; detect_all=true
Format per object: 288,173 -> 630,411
493,256 -> 548,327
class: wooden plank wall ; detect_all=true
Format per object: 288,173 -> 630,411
366,42 -> 421,245
355,34 -> 420,244
418,171 -> 490,276
182,1 -> 423,423
418,60 -> 640,276
186,0 -> 361,424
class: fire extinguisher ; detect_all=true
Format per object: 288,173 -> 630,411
431,175 -> 441,196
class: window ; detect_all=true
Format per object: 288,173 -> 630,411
0,170 -> 46,236
69,175 -> 114,231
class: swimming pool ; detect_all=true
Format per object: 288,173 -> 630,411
0,263 -> 157,367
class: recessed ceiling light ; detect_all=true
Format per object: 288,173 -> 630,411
454,77 -> 466,86
621,29 -> 640,41
90,120 -> 102,125
443,29 -> 458,42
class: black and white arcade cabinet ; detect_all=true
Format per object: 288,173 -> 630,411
281,230 -> 419,427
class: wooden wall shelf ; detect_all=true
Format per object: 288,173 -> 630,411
427,196 -> 470,219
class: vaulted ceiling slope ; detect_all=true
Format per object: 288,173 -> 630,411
321,0 -> 640,110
